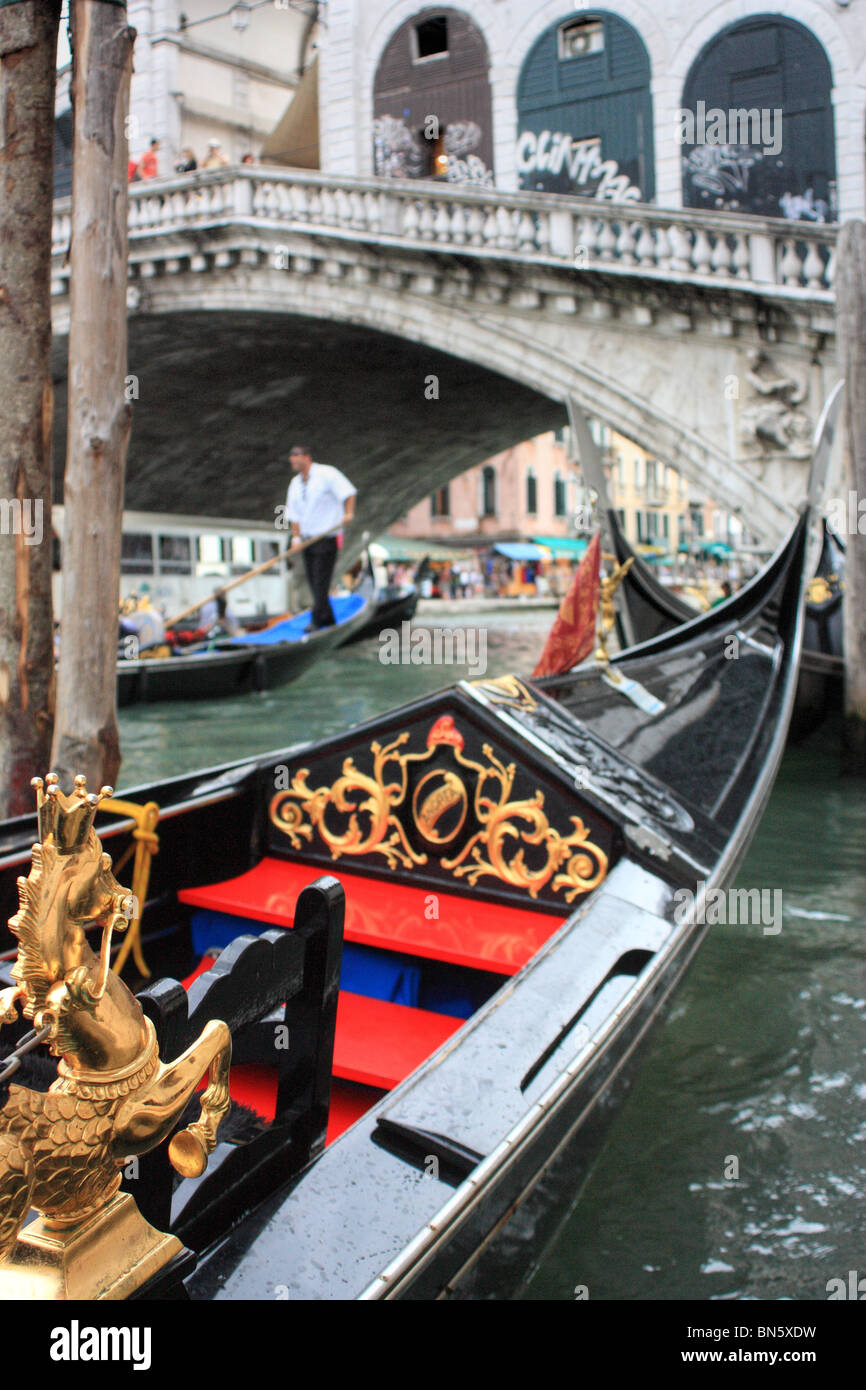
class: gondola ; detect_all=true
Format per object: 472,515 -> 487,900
573,385 -> 846,744
337,583 -> 419,647
605,510 -> 845,743
336,553 -> 421,647
115,591 -> 372,706
0,496 -> 813,1300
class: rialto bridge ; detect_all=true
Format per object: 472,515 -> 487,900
49,166 -> 839,550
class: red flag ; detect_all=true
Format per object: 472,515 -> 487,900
532,532 -> 600,678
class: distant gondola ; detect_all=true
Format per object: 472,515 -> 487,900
605,509 -> 845,742
0,502 -> 813,1299
115,591 -> 372,706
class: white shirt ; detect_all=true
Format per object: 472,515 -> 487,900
285,462 -> 356,539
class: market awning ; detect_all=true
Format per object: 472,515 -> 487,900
373,534 -> 476,563
531,535 -> 588,558
492,542 -> 545,562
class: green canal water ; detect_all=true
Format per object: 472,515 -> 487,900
118,611 -> 866,1301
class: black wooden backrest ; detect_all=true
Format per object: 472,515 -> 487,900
130,876 -> 344,1255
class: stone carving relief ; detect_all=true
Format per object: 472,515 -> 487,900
739,350 -> 813,461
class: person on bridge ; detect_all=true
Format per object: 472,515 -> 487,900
285,445 -> 357,630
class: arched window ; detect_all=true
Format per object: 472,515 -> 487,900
480,465 -> 496,517
517,10 -> 654,202
372,9 -> 494,185
681,16 -> 836,220
554,470 -> 567,517
526,466 -> 538,515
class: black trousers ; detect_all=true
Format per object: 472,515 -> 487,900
303,537 -> 338,627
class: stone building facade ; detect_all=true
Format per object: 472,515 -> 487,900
319,0 -> 865,221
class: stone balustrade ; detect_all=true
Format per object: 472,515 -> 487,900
51,166 -> 836,299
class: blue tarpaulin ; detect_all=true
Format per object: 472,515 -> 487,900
229,591 -> 365,644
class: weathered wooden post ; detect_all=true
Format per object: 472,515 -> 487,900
0,0 -> 62,817
51,0 -> 135,790
835,221 -> 866,775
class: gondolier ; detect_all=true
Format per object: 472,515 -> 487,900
286,445 -> 357,630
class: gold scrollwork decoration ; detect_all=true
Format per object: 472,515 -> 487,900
270,733 -> 428,870
443,743 -> 607,901
270,720 -> 609,903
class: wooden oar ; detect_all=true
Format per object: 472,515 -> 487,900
163,525 -> 341,629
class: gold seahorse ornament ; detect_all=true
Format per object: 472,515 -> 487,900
0,774 -> 232,1299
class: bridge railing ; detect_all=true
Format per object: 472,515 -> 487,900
51,166 -> 836,297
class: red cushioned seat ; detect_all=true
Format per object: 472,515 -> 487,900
179,856 -> 564,976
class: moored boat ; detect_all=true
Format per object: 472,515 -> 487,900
0,500 -> 813,1298
115,591 -> 371,706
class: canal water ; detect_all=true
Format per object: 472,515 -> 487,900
118,610 -> 866,1302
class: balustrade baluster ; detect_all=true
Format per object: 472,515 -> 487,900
615,221 -> 637,266
402,200 -> 420,239
635,222 -> 656,268
691,228 -> 712,275
517,210 -> 536,252
595,217 -> 616,261
450,203 -> 467,245
653,225 -> 672,272
710,233 -> 732,277
535,210 -> 551,256
434,201 -> 451,243
482,206 -> 499,247
779,238 -> 803,287
466,205 -> 485,246
363,190 -> 381,235
667,223 -> 692,274
417,199 -> 436,241
802,240 -> 825,291
732,233 -> 751,279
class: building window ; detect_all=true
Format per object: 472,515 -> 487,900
634,456 -> 643,488
414,16 -> 448,61
158,534 -> 192,575
646,460 -> 657,493
197,535 -> 224,569
558,18 -> 604,61
617,508 -> 626,530
525,467 -> 538,516
636,511 -> 644,542
662,513 -> 669,540
553,470 -> 567,517
480,465 -> 496,518
230,536 -> 254,574
431,485 -> 450,518
121,532 -> 153,575
646,511 -> 658,540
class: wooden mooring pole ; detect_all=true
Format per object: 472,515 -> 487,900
51,1 -> 135,791
0,1 -> 62,816
835,222 -> 866,775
